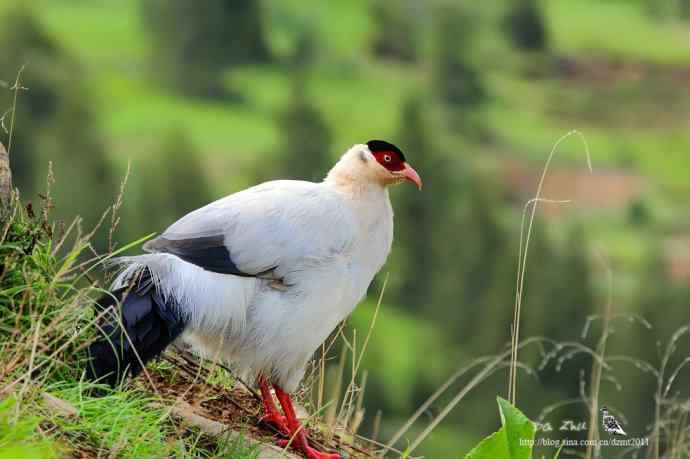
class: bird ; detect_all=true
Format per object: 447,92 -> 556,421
86,140 -> 422,459
601,406 -> 626,436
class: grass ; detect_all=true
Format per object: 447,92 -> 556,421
31,0 -> 147,69
96,73 -> 280,157
48,382 -> 173,457
508,130 -> 592,405
373,131 -> 688,457
265,0 -> 372,60
0,195 -> 275,458
486,70 -> 690,192
0,396 -> 57,458
0,190 -> 162,454
500,133 -> 690,459
547,0 -> 690,64
347,299 -> 450,413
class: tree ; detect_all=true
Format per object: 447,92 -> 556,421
370,0 -> 418,63
644,0 -> 690,20
289,28 -> 319,70
0,7 -> 66,192
628,198 -> 652,226
431,4 -> 488,135
268,77 -> 332,182
390,95 -> 445,311
130,129 -> 212,238
141,0 -> 271,97
503,0 -> 549,52
0,7 -> 117,247
388,93 -> 515,343
679,0 -> 690,20
432,4 -> 487,110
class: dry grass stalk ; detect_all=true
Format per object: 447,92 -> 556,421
168,400 -> 300,459
4,64 -> 26,155
585,251 -> 614,459
0,67 -> 25,218
509,129 -> 592,405
42,392 -> 78,418
385,337 -> 549,457
337,274 -> 386,434
0,142 -> 11,211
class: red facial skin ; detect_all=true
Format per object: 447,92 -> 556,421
373,151 -> 406,172
372,150 -> 423,189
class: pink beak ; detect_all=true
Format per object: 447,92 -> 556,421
402,162 -> 423,190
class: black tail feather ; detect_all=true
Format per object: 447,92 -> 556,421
87,269 -> 186,386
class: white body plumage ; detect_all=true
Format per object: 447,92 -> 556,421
114,145 -> 395,391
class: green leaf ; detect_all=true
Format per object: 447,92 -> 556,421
0,445 -> 54,459
497,397 -> 536,459
464,427 -> 510,459
463,397 -> 536,459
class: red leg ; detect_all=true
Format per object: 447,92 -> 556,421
273,384 -> 340,459
258,376 -> 289,436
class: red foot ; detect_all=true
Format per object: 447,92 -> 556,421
277,438 -> 341,459
273,384 -> 341,459
258,376 -> 290,436
261,411 -> 290,436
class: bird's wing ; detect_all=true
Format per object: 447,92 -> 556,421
143,180 -> 356,278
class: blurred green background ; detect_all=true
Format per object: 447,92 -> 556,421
2,0 -> 690,456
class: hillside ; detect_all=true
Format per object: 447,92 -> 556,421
8,0 -> 686,184
3,0 -> 690,457
17,0 -> 690,274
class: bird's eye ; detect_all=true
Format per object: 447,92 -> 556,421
384,154 -> 392,163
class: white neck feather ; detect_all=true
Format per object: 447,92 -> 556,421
324,145 -> 387,198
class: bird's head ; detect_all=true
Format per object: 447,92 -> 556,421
600,406 -> 608,413
366,140 -> 423,190
327,140 -> 422,191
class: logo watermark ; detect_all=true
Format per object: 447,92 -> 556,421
535,420 -> 588,432
525,405 -> 654,451
520,437 -> 650,448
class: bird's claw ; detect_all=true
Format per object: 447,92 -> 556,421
261,412 -> 290,436
276,439 -> 340,459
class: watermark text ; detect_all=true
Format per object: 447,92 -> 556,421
520,437 -> 649,448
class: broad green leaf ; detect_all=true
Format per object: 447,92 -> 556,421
464,398 -> 536,459
0,445 -> 54,459
464,427 -> 510,459
497,397 -> 536,459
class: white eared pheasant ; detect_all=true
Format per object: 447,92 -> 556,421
87,140 -> 422,459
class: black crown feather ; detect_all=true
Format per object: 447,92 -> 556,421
366,140 -> 406,161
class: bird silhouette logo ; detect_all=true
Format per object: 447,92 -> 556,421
601,406 -> 627,436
